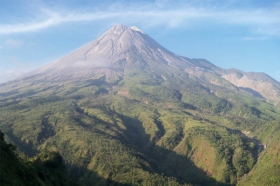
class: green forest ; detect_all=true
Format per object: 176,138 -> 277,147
1,69 -> 280,186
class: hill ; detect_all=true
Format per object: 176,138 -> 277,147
0,131 -> 77,186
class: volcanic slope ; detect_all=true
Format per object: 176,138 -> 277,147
1,24 -> 280,186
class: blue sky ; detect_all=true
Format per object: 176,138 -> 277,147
0,0 -> 280,83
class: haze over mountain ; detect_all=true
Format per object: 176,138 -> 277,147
1,25 -> 280,186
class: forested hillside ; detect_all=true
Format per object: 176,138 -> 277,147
0,131 -> 77,186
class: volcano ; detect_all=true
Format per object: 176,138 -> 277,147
14,25 -> 219,83
1,25 -> 280,186
2,24 -> 280,103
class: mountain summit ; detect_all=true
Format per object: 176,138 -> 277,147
3,24 -> 280,104
20,24 -> 211,82
22,25 -> 168,79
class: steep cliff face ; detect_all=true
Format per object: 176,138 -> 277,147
221,70 -> 280,104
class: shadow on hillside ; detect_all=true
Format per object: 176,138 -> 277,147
5,130 -> 38,157
6,104 -> 229,185
239,87 -> 264,99
119,113 -> 228,186
71,110 -> 229,186
68,165 -> 134,186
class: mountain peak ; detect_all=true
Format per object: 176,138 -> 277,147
106,24 -> 145,34
107,24 -> 128,35
12,24 -> 215,83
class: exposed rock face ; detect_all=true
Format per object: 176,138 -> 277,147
221,70 -> 280,104
182,63 -> 280,104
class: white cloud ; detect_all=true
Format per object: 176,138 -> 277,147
0,56 -> 28,83
0,1 -> 279,37
0,12 -> 62,34
0,69 -> 26,83
242,37 -> 268,41
5,39 -> 24,47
